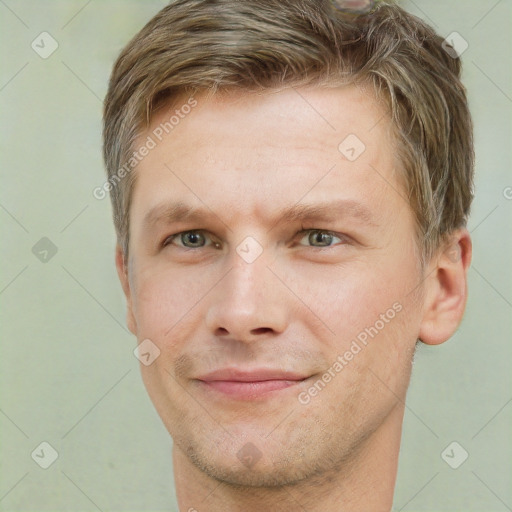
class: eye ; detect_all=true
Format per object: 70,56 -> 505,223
298,229 -> 344,247
163,230 -> 219,249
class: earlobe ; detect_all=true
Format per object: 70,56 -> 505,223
115,245 -> 137,335
418,229 -> 472,346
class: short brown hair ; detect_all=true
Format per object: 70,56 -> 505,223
103,0 -> 474,263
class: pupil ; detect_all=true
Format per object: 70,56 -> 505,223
311,231 -> 331,246
184,232 -> 203,246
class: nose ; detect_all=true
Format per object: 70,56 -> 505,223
204,251 -> 288,342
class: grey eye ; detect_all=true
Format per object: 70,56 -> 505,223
180,231 -> 206,248
300,230 -> 342,247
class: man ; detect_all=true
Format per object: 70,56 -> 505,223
102,0 -> 473,510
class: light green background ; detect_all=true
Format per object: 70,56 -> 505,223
1,1 -> 511,510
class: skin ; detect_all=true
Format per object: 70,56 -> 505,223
116,85 -> 472,511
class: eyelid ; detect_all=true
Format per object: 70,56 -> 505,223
295,229 -> 347,247
162,229 -> 214,248
161,228 -> 349,249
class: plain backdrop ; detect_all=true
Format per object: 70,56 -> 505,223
1,1 -> 511,510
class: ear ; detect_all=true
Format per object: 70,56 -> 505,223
418,229 -> 472,345
115,245 -> 137,335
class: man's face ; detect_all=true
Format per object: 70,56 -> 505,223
123,85 -> 426,486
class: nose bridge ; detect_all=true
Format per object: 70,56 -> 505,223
224,249 -> 269,313
205,244 -> 286,339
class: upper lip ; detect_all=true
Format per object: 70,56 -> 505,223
197,368 -> 309,382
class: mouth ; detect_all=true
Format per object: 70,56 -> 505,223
198,378 -> 307,399
196,368 -> 311,400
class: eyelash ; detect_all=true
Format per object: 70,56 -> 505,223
161,229 -> 348,250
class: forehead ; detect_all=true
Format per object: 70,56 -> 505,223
150,84 -> 390,148
130,85 -> 403,228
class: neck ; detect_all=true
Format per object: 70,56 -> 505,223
173,402 -> 404,512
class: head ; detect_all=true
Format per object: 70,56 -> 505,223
103,0 -> 473,491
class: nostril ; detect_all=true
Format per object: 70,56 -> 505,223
215,327 -> 272,336
250,327 -> 273,335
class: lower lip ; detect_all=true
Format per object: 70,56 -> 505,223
198,379 -> 306,399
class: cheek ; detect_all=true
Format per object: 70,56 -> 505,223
280,255 -> 418,342
330,274 -> 420,411
130,266 -> 207,341
304,301 -> 417,437
283,248 -> 422,403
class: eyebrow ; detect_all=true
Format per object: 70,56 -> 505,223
276,199 -> 378,228
142,199 -> 379,231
